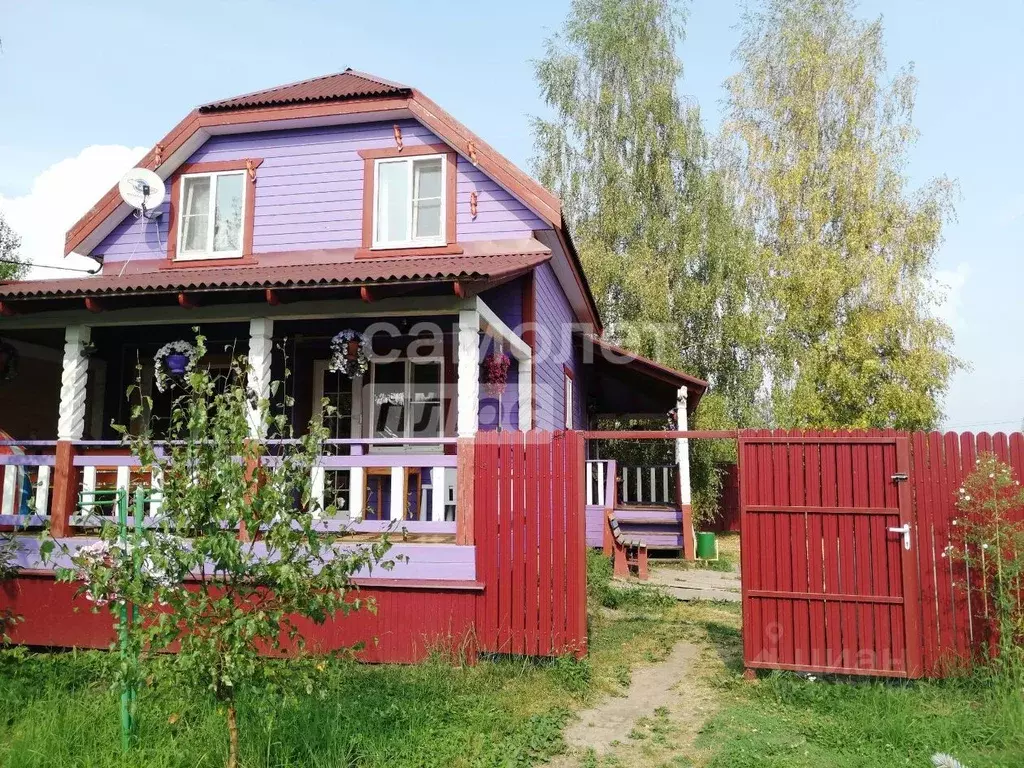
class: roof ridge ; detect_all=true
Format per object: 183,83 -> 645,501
199,69 -> 410,110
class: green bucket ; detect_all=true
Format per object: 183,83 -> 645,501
696,531 -> 718,560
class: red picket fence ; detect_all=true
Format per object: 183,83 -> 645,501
739,429 -> 1024,679
473,430 -> 588,658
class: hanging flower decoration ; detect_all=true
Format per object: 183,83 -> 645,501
153,340 -> 198,393
482,350 -> 511,397
329,329 -> 370,378
0,340 -> 19,383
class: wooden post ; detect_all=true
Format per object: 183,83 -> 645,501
457,308 -> 480,438
676,386 -> 696,560
456,437 -> 475,544
51,325 -> 91,537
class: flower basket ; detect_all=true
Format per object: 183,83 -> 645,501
329,329 -> 369,378
154,341 -> 198,392
482,351 -> 511,398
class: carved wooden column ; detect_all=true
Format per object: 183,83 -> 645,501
676,386 -> 695,559
241,318 -> 273,541
456,310 -> 479,544
51,325 -> 90,537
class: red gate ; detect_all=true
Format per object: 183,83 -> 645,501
739,432 -> 923,678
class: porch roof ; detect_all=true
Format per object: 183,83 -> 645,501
0,239 -> 550,302
577,334 -> 708,416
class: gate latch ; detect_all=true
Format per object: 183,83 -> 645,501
891,473 -> 909,483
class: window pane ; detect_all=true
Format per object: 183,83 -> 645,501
376,161 -> 409,244
180,176 -> 211,253
412,158 -> 443,240
213,173 -> 244,252
411,361 -> 441,401
411,402 -> 441,437
413,199 -> 442,239
373,361 -> 406,438
413,158 -> 442,199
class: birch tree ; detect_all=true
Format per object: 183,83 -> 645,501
723,0 -> 960,430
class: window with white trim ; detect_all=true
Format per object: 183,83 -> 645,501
372,155 -> 446,248
177,171 -> 246,259
371,358 -> 444,441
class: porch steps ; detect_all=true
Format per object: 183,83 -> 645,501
613,507 -> 684,552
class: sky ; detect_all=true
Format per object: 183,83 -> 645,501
0,0 -> 1021,432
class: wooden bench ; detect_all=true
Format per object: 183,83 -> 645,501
606,511 -> 649,580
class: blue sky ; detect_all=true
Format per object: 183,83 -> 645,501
0,0 -> 1020,431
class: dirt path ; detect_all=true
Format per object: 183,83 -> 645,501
551,634 -> 724,767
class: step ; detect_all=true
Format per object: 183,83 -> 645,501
614,508 -> 683,525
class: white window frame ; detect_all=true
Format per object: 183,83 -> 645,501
371,155 -> 447,250
369,356 -> 445,453
564,370 -> 574,430
176,170 -> 247,261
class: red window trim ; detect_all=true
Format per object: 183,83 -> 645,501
164,158 -> 263,265
357,143 -> 458,258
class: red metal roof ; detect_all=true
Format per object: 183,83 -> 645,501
200,69 -> 411,112
0,246 -> 549,300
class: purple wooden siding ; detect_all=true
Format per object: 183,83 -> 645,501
478,279 -> 523,431
585,505 -> 605,548
93,119 -> 546,262
533,263 -> 586,430
13,536 -> 475,581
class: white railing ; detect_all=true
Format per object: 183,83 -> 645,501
619,464 -> 676,507
0,441 -> 55,525
586,460 -> 611,507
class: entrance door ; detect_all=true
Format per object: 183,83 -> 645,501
739,432 -> 922,678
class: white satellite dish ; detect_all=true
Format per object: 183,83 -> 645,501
118,168 -> 165,217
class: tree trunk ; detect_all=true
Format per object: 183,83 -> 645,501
226,704 -> 239,768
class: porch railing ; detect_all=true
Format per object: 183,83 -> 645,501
618,464 -> 677,507
0,441 -> 56,526
67,438 -> 458,533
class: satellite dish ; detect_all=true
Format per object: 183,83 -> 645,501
118,168 -> 165,216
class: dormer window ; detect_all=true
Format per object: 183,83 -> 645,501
178,171 -> 245,259
358,144 -> 458,256
373,155 -> 446,248
165,159 -> 261,264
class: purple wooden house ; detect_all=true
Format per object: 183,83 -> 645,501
0,70 -> 706,656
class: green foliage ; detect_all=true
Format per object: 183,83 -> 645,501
0,649 -> 575,768
54,335 -> 393,767
699,672 -> 1024,768
950,453 -> 1024,684
723,0 -> 960,430
0,213 -> 24,280
0,534 -> 19,641
586,549 -> 675,611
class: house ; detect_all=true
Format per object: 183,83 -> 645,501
0,70 -> 706,659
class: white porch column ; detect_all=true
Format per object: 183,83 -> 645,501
57,325 -> 91,441
246,318 -> 274,439
675,387 -> 691,505
675,386 -> 696,559
457,309 -> 480,437
518,356 -> 533,430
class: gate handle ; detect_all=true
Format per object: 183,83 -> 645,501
888,523 -> 911,550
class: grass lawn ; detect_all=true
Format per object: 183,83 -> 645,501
1,551 -> 1021,767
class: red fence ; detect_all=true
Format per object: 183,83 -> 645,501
739,429 -> 1023,679
473,430 -> 587,657
0,431 -> 588,663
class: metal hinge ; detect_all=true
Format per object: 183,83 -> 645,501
891,473 -> 909,483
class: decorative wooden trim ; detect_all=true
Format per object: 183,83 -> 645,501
357,144 -> 458,252
177,292 -> 201,309
83,298 -> 104,313
165,158 -> 263,263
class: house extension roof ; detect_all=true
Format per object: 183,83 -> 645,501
200,69 -> 411,111
0,241 -> 550,301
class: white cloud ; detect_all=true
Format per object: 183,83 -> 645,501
0,145 -> 148,279
932,262 -> 970,332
